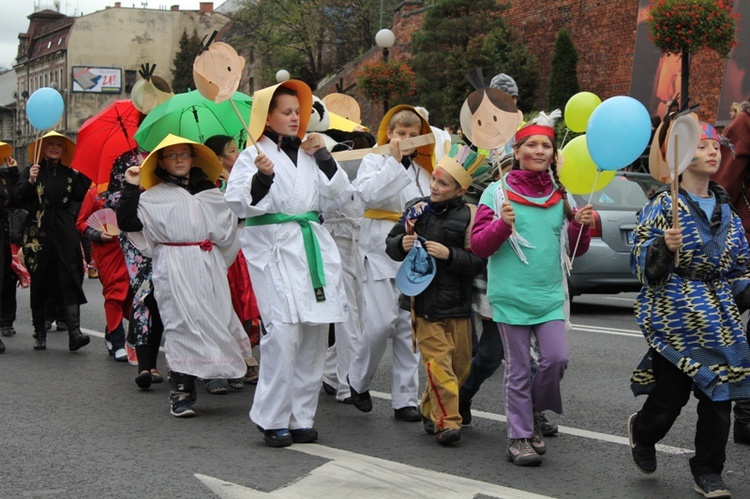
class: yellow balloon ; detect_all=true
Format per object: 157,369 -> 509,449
559,136 -> 615,195
564,92 -> 602,133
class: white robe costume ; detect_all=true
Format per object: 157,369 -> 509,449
321,192 -> 365,402
133,183 -> 252,379
225,136 -> 353,430
348,153 -> 430,409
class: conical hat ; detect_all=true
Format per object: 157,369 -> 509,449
139,133 -> 223,190
377,104 -> 435,173
249,80 -> 312,143
0,142 -> 12,165
27,131 -> 75,166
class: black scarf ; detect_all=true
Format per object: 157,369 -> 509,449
264,129 -> 302,166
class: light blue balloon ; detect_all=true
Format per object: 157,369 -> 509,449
585,96 -> 651,171
26,87 -> 64,130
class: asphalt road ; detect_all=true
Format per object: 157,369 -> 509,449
2,280 -> 749,498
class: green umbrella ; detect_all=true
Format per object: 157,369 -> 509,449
134,90 -> 252,152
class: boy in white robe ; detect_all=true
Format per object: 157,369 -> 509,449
121,134 -> 252,418
225,80 -> 353,447
347,105 -> 434,422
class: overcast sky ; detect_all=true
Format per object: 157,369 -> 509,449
0,0 -> 213,70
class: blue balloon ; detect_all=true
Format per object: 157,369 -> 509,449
585,96 -> 651,171
26,87 -> 64,130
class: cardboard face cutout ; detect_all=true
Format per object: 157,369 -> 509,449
322,93 -> 362,124
131,63 -> 174,114
193,42 -> 246,104
459,88 -> 520,150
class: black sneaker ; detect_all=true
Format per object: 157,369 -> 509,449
693,474 -> 731,498
535,412 -> 558,436
347,376 -> 372,412
394,406 -> 421,422
0,326 -> 16,337
322,381 -> 336,395
170,399 -> 196,418
628,413 -> 656,474
258,427 -> 293,448
422,416 -> 435,435
459,398 -> 472,426
290,427 -> 318,443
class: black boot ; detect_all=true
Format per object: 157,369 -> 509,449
32,307 -> 47,350
734,400 -> 750,444
64,304 -> 90,352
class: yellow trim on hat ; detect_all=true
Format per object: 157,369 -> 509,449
249,80 -> 313,143
139,133 -> 223,190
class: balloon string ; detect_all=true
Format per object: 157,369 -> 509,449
229,98 -> 260,154
560,129 -> 570,149
569,169 -> 600,270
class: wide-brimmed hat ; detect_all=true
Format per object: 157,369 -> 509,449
249,80 -> 312,143
377,104 -> 435,172
0,142 -> 12,165
395,238 -> 437,297
138,133 -> 223,190
27,131 -> 75,166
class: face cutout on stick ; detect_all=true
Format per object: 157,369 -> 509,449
193,42 -> 246,103
459,88 -> 520,150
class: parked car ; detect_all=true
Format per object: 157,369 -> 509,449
568,172 -> 663,299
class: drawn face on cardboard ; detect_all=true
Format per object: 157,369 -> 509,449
459,88 -> 520,150
193,42 -> 246,103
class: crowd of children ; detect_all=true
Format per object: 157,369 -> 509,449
2,75 -> 750,499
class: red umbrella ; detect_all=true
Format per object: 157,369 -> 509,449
71,100 -> 144,186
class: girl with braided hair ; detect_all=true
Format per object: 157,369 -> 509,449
470,111 -> 593,466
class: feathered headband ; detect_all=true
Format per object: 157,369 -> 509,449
515,110 -> 561,142
436,144 -> 486,189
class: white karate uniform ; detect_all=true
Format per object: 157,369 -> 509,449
322,193 -> 365,402
349,153 -> 430,409
134,184 -> 252,379
225,136 -> 353,430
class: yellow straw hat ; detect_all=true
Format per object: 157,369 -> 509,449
139,133 -> 223,190
377,104 -> 435,173
0,142 -> 12,165
249,79 -> 313,143
27,131 -> 75,166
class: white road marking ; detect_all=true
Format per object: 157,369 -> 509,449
195,444 -> 554,498
372,391 -> 692,456
569,323 -> 642,338
602,296 -> 636,302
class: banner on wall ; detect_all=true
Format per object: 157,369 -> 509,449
718,0 -> 749,124
72,66 -> 122,93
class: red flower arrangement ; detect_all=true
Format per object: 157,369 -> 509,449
356,60 -> 417,104
647,0 -> 739,57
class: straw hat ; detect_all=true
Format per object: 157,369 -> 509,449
377,104 -> 435,173
0,141 -> 12,165
249,80 -> 313,143
27,131 -> 75,166
139,134 -> 223,190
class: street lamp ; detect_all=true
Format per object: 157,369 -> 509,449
375,28 -> 395,114
275,69 -> 290,83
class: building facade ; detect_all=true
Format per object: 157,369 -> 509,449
12,2 -> 231,165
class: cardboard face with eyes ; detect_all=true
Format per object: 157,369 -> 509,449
131,64 -> 174,114
459,88 -> 520,149
193,42 -> 246,103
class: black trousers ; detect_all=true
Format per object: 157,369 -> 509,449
0,242 -> 17,327
634,350 -> 731,477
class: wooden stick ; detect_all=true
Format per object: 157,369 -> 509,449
331,134 -> 436,162
33,131 -> 43,167
570,170 -> 601,269
229,98 -> 260,154
673,134 -> 680,267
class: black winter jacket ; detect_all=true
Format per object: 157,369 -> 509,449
385,196 -> 484,320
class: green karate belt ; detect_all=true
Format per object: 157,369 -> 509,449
245,211 -> 326,301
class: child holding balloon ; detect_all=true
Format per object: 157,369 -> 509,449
627,122 -> 750,498
470,111 -> 593,466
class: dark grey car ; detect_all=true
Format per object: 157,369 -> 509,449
568,172 -> 663,299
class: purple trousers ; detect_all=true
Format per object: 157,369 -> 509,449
499,320 -> 568,439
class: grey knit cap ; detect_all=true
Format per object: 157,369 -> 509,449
489,73 -> 518,97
